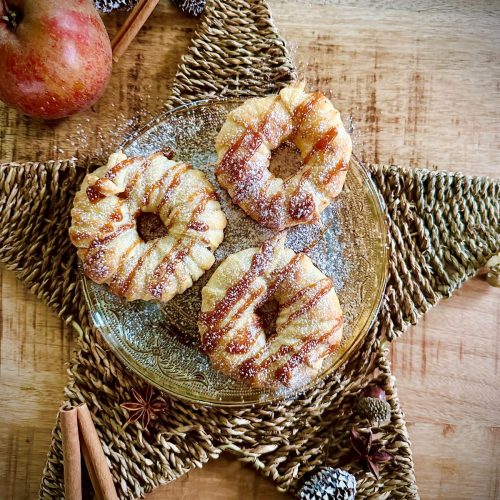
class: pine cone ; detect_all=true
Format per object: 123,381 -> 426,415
172,0 -> 206,16
356,397 -> 392,426
299,467 -> 356,500
94,0 -> 206,17
94,0 -> 137,13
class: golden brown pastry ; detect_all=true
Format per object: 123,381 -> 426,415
215,82 -> 352,230
70,151 -> 227,302
199,234 -> 343,390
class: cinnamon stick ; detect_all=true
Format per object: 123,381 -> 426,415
80,438 -> 104,500
60,407 -> 82,500
77,404 -> 118,500
111,0 -> 160,63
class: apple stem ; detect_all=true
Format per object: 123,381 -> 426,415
1,0 -> 21,32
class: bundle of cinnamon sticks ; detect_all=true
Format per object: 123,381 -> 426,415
60,404 -> 118,500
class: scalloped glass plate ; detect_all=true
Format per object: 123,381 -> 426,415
81,99 -> 388,407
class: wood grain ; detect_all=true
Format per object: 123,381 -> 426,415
1,1 -> 499,499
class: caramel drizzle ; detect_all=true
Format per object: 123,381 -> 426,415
220,255 -> 302,356
291,92 -> 323,138
225,319 -> 262,355
187,190 -> 216,232
303,126 -> 339,165
113,241 -> 159,296
164,189 -> 197,231
212,285 -> 266,355
86,158 -> 138,204
231,165 -> 268,205
257,192 -> 287,230
217,90 -> 346,228
238,344 -> 293,380
279,278 -> 333,330
88,222 -> 135,249
279,281 -> 319,310
216,95 -> 281,179
322,159 -> 349,186
71,230 -> 93,244
107,157 -> 137,180
86,186 -> 106,203
100,207 -> 124,234
156,164 -> 189,215
203,253 -> 302,356
264,254 -> 303,302
148,239 -> 196,299
143,171 -> 170,206
72,207 -> 123,244
188,221 -> 209,233
275,316 -> 344,385
110,208 -> 123,222
217,96 -> 283,221
86,155 -> 164,205
114,238 -> 142,279
118,158 -> 153,200
239,315 -> 343,384
200,239 -> 279,349
83,222 -> 135,278
235,277 -> 336,383
287,168 -> 316,222
144,162 -> 188,208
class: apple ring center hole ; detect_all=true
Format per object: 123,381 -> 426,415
256,298 -> 280,339
269,142 -> 302,181
136,212 -> 169,242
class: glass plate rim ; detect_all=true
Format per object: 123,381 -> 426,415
82,98 -> 390,407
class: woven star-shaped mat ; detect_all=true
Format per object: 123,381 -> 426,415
0,0 -> 498,498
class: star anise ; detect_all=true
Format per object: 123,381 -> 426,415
350,428 -> 393,479
121,384 -> 168,428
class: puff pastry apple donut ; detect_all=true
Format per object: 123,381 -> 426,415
215,82 -> 352,230
70,151 -> 227,302
199,234 -> 343,389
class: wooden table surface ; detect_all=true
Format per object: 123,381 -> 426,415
1,1 -> 499,498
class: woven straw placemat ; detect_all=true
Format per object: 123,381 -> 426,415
0,0 -> 498,498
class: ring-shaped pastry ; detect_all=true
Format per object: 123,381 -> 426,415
199,234 -> 343,389
70,151 -> 227,302
215,82 -> 352,230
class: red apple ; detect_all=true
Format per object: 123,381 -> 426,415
0,0 -> 112,119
